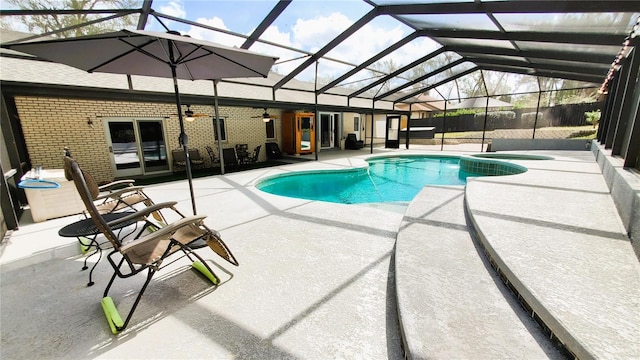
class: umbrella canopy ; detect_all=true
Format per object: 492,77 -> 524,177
4,29 -> 276,80
450,97 -> 513,110
3,29 -> 277,215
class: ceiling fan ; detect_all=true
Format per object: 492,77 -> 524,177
251,108 -> 278,122
172,104 -> 209,121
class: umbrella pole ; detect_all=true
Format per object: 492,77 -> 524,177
171,64 -> 197,215
213,80 -> 225,175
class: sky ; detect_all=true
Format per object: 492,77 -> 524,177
146,0 -> 441,83
0,0 -> 619,93
0,0 -> 577,98
0,0 -> 447,88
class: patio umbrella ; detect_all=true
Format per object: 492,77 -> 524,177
2,29 -> 277,215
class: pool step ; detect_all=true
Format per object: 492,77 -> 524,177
395,185 -> 563,359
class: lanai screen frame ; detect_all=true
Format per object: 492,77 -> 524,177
1,0 -> 639,166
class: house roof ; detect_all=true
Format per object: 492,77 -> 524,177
450,97 -> 514,110
394,94 -> 448,111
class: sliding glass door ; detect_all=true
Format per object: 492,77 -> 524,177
104,118 -> 169,177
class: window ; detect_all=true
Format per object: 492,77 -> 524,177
213,117 -> 227,141
265,119 -> 275,139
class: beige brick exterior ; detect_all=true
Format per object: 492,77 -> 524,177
14,96 -> 283,184
341,112 -> 366,143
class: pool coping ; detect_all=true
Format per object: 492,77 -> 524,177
463,151 -> 639,359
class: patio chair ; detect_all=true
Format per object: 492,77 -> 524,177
235,144 -> 250,164
345,133 -> 364,149
265,142 -> 283,159
172,148 -> 206,171
64,156 -> 238,333
247,145 -> 261,164
205,145 -> 220,167
63,155 -> 163,222
222,148 -> 238,169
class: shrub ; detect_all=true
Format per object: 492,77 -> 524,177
522,112 -> 544,123
473,111 -> 516,121
432,108 -> 478,117
521,112 -> 550,127
585,110 -> 601,128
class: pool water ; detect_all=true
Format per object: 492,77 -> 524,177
257,156 -> 480,204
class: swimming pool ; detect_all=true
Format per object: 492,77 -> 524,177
256,155 -> 527,204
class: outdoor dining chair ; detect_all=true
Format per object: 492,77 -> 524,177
205,145 -> 220,167
172,148 -> 206,171
234,144 -> 250,164
64,156 -> 238,334
222,148 -> 239,169
247,145 -> 261,163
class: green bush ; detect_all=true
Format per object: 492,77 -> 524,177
432,108 -> 478,117
473,111 -> 516,121
585,110 -> 601,128
522,112 -> 544,123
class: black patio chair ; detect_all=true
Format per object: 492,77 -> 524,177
235,144 -> 250,164
265,142 -> 283,159
222,148 -> 238,169
345,133 -> 364,149
247,145 -> 261,163
172,148 -> 205,171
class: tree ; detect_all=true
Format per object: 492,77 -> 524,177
555,80 -> 600,105
367,58 -> 398,94
3,0 -> 140,37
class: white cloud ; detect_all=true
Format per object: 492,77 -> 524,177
178,9 -> 428,84
159,1 -> 186,19
185,17 -> 244,47
251,25 -> 304,75
292,12 -> 352,52
261,25 -> 293,48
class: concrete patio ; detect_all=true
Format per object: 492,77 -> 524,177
1,145 -> 638,359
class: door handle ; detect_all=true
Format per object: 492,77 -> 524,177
109,146 -> 113,153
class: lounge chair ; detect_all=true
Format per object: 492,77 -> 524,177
63,156 -> 162,220
345,133 -> 364,149
64,156 -> 238,333
62,155 -> 168,285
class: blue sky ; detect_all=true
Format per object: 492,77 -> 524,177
0,0 -> 440,83
147,0 -> 440,81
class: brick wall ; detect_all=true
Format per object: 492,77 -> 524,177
14,96 -> 282,184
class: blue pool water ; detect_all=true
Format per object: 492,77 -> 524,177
257,156 -> 481,204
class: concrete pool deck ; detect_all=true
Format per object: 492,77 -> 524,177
1,145 -> 638,359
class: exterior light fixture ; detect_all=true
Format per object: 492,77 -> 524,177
185,105 -> 195,122
252,108 -> 276,122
